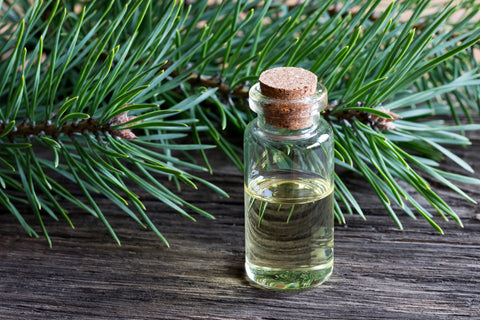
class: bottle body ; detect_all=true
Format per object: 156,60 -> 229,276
244,84 -> 334,289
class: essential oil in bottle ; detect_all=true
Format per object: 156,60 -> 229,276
244,67 -> 334,289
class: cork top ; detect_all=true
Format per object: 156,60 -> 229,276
253,67 -> 319,130
259,67 -> 318,100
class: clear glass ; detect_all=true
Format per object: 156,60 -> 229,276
244,83 -> 334,290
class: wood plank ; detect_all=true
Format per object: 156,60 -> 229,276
0,131 -> 479,319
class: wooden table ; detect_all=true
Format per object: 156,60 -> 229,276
1,131 -> 479,320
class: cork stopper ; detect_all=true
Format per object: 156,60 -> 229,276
258,67 -> 318,130
259,67 -> 318,100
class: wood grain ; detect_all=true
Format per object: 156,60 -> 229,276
0,130 -> 479,319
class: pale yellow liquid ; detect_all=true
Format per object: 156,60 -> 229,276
245,171 -> 334,289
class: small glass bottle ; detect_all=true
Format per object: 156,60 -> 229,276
244,67 -> 334,289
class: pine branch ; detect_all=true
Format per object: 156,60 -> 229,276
175,0 -> 480,232
1,0 -> 480,245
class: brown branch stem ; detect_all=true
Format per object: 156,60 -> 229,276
186,74 -> 249,99
184,72 -> 401,130
1,117 -> 134,140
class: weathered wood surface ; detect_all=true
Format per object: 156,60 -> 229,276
0,131 -> 479,320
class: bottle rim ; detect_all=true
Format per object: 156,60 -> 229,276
248,82 -> 328,115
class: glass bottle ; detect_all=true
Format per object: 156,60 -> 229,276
244,67 -> 334,290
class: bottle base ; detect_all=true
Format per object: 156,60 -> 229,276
245,260 -> 333,290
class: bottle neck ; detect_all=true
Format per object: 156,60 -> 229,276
256,113 -> 321,140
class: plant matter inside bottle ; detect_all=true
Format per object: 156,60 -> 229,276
245,170 -> 334,289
